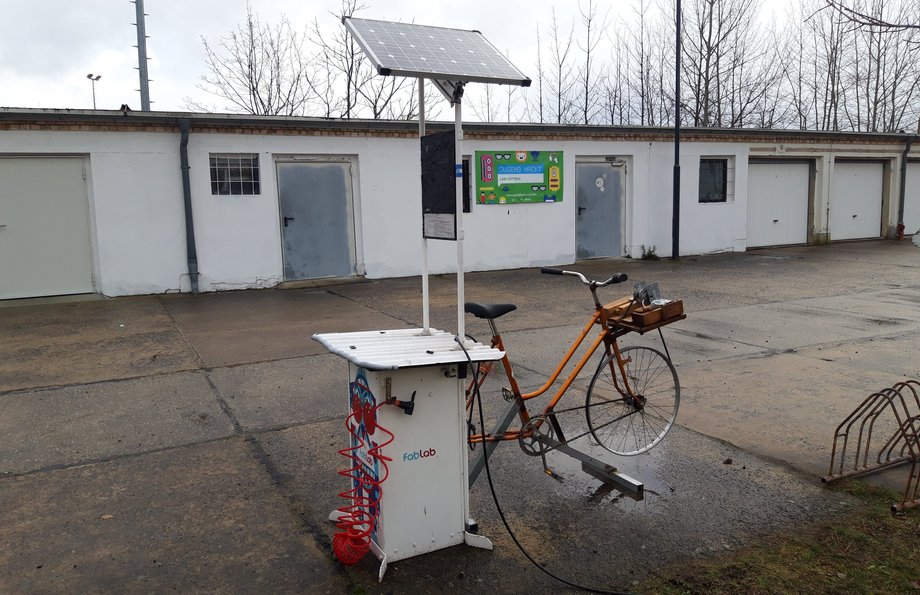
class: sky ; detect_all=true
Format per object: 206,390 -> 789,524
0,0 -> 791,115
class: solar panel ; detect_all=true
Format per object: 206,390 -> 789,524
343,17 -> 531,87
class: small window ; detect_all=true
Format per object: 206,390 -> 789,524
699,158 -> 732,203
210,153 -> 261,195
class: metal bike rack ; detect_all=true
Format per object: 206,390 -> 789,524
823,379 -> 920,513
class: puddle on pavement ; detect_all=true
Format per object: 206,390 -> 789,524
539,433 -> 674,513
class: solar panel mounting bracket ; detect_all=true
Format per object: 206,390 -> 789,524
431,80 -> 464,104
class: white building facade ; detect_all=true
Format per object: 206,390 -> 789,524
0,108 -> 917,300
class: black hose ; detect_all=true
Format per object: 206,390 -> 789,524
455,336 -> 630,595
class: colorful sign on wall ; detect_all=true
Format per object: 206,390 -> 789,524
475,150 -> 563,204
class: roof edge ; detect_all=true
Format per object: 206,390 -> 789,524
1,107 -> 918,143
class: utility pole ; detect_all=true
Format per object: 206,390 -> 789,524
132,0 -> 151,110
86,74 -> 101,109
671,0 -> 682,260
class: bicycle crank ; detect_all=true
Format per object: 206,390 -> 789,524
518,415 -> 556,457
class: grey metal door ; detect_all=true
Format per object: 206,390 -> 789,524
576,162 -> 623,259
277,160 -> 356,280
0,157 -> 94,299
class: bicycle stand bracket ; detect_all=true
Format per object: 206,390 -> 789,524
469,400 -> 645,499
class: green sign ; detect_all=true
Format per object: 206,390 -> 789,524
475,150 -> 563,205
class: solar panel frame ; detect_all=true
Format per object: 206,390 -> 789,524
343,17 -> 531,87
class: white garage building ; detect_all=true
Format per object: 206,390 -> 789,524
0,108 -> 917,300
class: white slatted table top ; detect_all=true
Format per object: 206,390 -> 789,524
312,328 -> 503,370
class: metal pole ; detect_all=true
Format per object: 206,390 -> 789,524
671,0 -> 682,261
86,74 -> 101,109
419,80 -> 431,334
454,99 -> 465,343
135,0 -> 151,111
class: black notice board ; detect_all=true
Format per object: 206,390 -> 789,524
420,130 -> 457,240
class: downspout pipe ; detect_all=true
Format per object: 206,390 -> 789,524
897,135 -> 913,240
178,118 -> 200,292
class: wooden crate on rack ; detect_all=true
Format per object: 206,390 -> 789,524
610,300 -> 685,333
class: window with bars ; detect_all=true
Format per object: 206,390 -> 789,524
209,154 -> 261,195
699,157 -> 733,203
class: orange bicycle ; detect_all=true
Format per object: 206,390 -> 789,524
464,267 -> 684,457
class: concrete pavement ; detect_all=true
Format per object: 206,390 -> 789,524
1,239 -> 918,593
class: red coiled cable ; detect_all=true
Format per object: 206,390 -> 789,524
333,399 -> 394,565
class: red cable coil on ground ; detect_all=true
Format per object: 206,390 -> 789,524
333,400 -> 394,565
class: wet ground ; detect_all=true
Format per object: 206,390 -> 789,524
1,239 -> 918,593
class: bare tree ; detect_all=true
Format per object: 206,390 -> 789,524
575,0 -> 610,124
310,0 -> 368,119
189,3 -> 311,115
306,53 -> 343,118
527,26 -> 546,123
622,0 -> 677,126
721,16 -> 788,127
809,0 -> 848,129
547,8 -> 577,124
824,0 -> 920,30
680,0 -> 762,127
505,84 -> 523,122
602,37 -> 632,125
626,0 -> 655,125
839,0 -> 920,131
470,85 -> 501,122
383,78 -> 420,120
781,0 -> 815,129
354,64 -> 413,119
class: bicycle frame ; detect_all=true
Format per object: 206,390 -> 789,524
466,304 -> 636,445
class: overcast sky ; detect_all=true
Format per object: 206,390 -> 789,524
0,0 -> 791,114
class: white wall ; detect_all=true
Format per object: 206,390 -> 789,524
2,124 -> 912,298
185,133 -> 425,284
0,130 -> 188,296
672,144 -> 749,256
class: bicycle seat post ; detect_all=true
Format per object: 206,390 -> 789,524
487,317 -> 500,340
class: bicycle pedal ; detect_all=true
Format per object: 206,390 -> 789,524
543,467 -> 564,482
501,387 -> 514,402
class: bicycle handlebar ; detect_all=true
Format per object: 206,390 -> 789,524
540,267 -> 628,287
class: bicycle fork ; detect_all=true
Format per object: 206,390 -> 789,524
603,340 -> 643,409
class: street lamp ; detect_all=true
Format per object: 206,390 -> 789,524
86,73 -> 101,109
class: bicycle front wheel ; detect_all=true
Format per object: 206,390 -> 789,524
585,346 -> 680,456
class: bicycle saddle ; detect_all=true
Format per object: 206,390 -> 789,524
464,302 -> 517,320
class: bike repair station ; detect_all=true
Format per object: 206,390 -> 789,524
313,16 -> 685,584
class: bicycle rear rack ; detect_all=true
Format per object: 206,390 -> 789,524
823,379 -> 920,513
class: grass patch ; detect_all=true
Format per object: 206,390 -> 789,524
639,480 -> 920,594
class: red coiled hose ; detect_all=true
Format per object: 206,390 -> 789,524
333,400 -> 394,565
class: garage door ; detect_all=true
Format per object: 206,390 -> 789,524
830,161 -> 884,240
747,161 -> 810,247
0,157 -> 94,299
905,162 -> 920,234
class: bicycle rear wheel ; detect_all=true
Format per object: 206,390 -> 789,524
585,346 -> 679,456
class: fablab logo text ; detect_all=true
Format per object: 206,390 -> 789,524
402,448 -> 437,462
